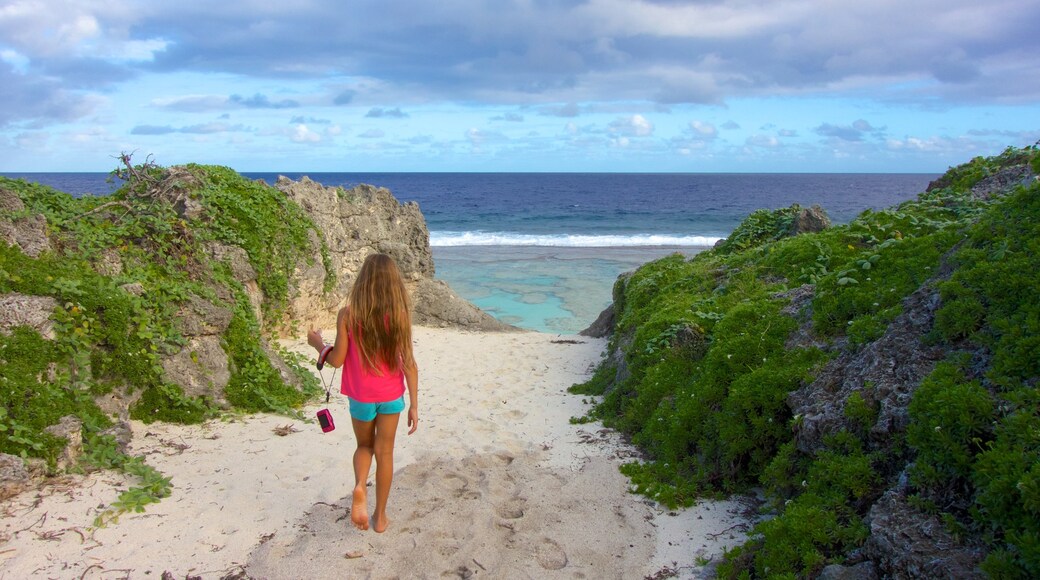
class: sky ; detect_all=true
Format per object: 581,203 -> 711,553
1,0 -> 1039,173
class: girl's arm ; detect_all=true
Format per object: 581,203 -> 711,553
307,307 -> 349,369
404,355 -> 419,435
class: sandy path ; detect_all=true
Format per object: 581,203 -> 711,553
0,328 -> 752,579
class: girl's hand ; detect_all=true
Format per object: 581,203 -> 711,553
307,328 -> 324,351
407,407 -> 418,435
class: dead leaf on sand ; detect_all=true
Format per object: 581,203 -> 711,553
273,424 -> 300,436
344,550 -> 364,559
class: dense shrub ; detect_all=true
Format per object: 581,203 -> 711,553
574,144 -> 1040,576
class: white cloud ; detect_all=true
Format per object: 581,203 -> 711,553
609,114 -> 653,137
746,134 -> 780,148
290,124 -> 321,143
689,120 -> 718,140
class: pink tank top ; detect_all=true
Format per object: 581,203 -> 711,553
339,329 -> 405,403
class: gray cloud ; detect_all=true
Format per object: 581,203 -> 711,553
815,119 -> 882,142
333,90 -> 356,105
0,65 -> 99,128
229,93 -> 298,109
290,116 -> 332,124
365,107 -> 409,119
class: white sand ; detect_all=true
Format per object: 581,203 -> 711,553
0,328 -> 753,579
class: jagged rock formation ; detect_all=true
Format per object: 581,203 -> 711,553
273,176 -> 514,334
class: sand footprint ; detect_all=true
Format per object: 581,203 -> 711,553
494,498 -> 526,520
535,538 -> 568,570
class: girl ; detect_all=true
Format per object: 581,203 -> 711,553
308,253 -> 419,533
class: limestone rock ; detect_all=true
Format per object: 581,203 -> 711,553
863,489 -> 985,578
411,278 -> 516,331
0,453 -> 31,501
969,164 -> 1036,200
43,415 -> 83,473
579,303 -> 615,338
274,176 -> 512,334
161,336 -> 231,406
788,204 -> 830,236
788,279 -> 946,454
0,293 -> 58,339
0,186 -> 51,258
818,562 -> 878,580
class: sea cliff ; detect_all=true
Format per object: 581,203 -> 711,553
575,145 -> 1040,578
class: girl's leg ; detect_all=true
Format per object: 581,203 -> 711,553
370,412 -> 401,533
350,418 -> 377,530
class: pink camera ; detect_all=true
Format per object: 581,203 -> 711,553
316,409 -> 335,433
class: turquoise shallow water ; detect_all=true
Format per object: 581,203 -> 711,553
433,245 -> 702,334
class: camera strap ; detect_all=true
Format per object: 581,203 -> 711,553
319,368 -> 337,404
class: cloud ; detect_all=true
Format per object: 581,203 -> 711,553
541,103 -> 582,118
333,90 -> 355,105
290,116 -> 332,125
290,124 -> 321,143
492,112 -> 524,122
815,119 -> 881,142
688,120 -> 717,140
746,134 -> 780,148
0,66 -> 101,127
229,93 -> 298,109
365,107 -> 408,119
609,114 -> 654,137
466,128 -> 507,146
358,129 -> 385,139
151,95 -> 229,113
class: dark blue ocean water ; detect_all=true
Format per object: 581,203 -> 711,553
2,172 -> 936,333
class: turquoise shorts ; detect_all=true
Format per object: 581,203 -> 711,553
348,395 -> 406,422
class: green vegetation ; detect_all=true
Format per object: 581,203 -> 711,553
1,157 -> 325,524
572,145 -> 1040,577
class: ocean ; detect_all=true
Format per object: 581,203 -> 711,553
2,172 -> 936,333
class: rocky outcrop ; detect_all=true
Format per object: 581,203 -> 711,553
160,294 -> 235,408
0,293 -> 58,339
0,453 -> 31,501
579,303 -> 615,338
789,204 -> 831,235
862,488 -> 985,578
274,176 -> 514,334
0,186 -> 51,258
43,416 -> 83,473
788,278 -> 947,454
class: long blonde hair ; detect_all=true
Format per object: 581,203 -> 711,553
346,253 -> 413,374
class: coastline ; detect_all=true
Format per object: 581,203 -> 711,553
0,327 -> 753,579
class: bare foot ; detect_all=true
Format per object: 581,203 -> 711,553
351,485 -> 369,530
371,512 -> 390,533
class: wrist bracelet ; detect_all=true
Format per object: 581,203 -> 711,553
317,345 -> 333,369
